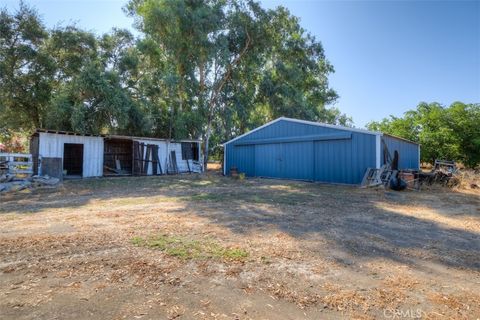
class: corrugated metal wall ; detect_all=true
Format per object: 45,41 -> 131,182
225,119 -> 377,184
38,132 -> 104,177
134,139 -> 203,174
382,135 -> 420,170
38,133 -> 203,178
313,136 -> 374,184
166,142 -> 202,173
232,145 -> 255,176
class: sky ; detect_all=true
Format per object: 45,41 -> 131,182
2,0 -> 480,128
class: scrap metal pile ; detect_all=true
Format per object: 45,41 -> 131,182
418,160 -> 460,187
0,173 -> 60,193
0,153 -> 60,193
361,151 -> 462,190
361,143 -> 417,190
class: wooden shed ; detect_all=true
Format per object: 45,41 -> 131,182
30,129 -> 203,179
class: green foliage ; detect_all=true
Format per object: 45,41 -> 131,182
1,1 -> 344,159
0,2 -> 55,129
367,102 -> 480,167
0,128 -> 28,153
126,0 -> 343,163
257,6 -> 338,121
47,25 -> 97,81
2,2 -> 476,169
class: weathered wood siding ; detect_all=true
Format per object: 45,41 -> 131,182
133,139 -> 203,174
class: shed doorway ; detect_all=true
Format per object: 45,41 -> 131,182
63,143 -> 84,177
104,138 -> 133,176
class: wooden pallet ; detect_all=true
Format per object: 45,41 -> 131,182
361,165 -> 395,188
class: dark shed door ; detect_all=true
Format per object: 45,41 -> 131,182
30,135 -> 40,175
132,141 -> 144,175
63,143 -> 84,176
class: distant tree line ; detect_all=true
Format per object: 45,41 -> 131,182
0,1 -> 349,163
367,102 -> 480,168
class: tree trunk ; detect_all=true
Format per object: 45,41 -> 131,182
33,105 -> 41,129
203,30 -> 251,168
168,105 -> 174,140
199,58 -> 208,168
203,124 -> 211,170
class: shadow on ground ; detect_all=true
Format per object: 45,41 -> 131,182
1,174 -> 479,273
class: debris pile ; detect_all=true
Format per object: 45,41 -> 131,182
419,161 -> 480,191
361,148 -> 414,191
419,160 -> 460,188
0,174 -> 60,193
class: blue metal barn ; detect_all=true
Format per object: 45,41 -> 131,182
223,117 -> 420,184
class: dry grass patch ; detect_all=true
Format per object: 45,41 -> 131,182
1,174 -> 479,319
427,291 -> 480,317
263,280 -> 320,309
321,283 -> 369,313
382,274 -> 421,290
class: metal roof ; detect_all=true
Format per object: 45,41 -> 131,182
34,128 -> 104,137
223,117 -> 419,146
223,117 -> 382,146
33,129 -> 201,143
383,133 -> 419,145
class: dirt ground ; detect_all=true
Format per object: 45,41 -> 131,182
0,171 -> 479,319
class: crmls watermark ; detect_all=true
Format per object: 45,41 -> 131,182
383,308 -> 424,319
